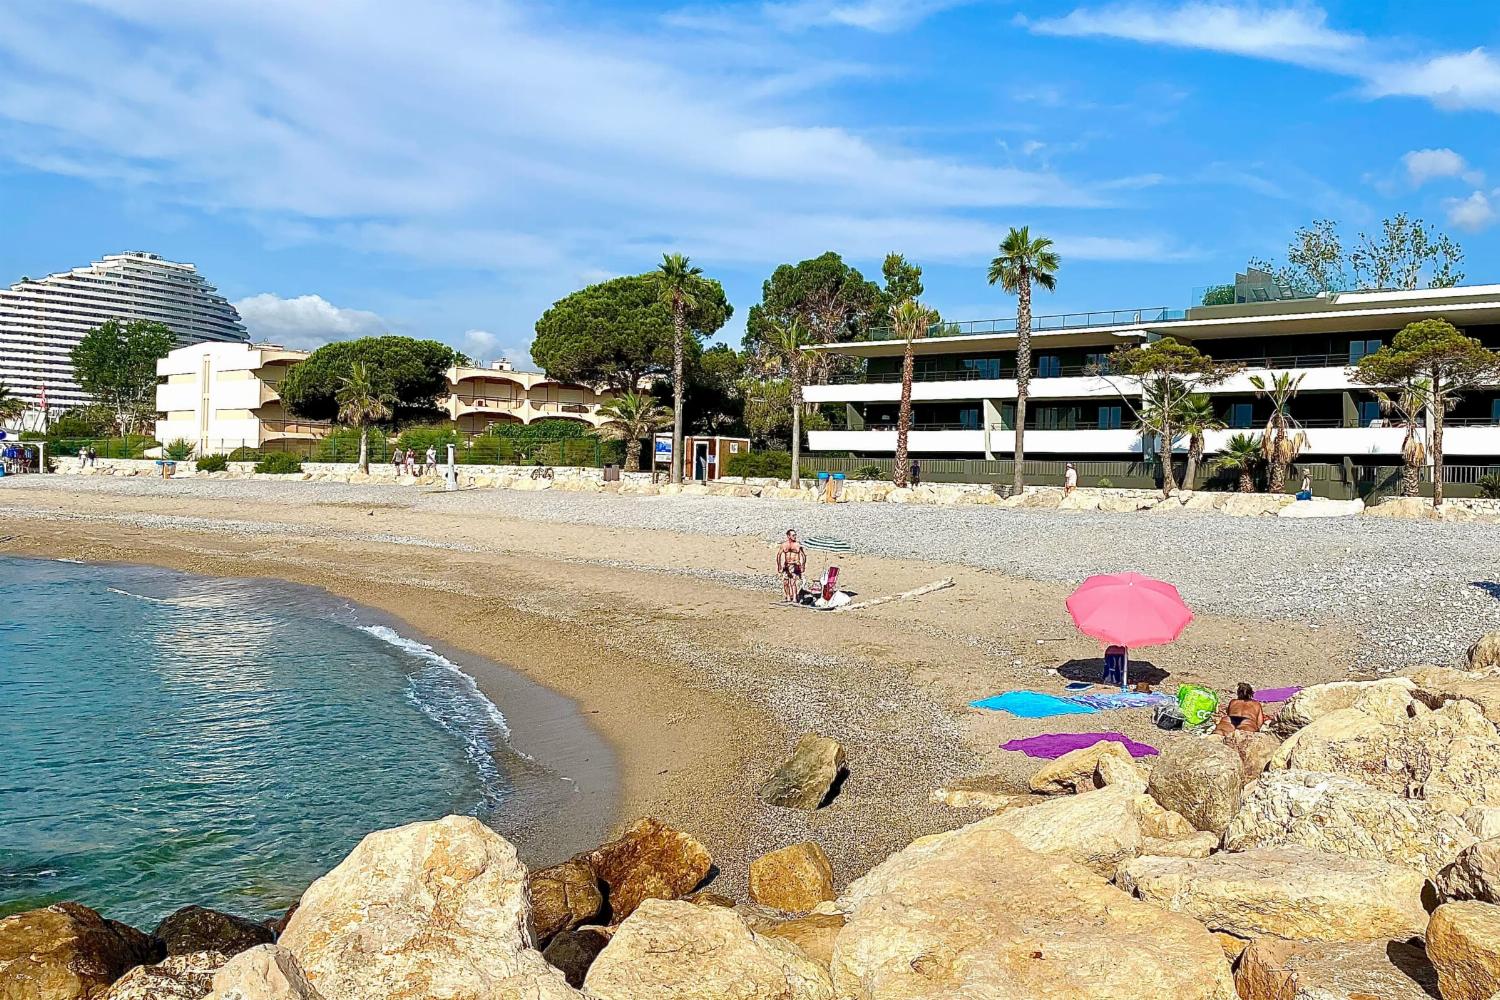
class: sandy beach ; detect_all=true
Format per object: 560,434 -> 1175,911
0,474 -> 1446,894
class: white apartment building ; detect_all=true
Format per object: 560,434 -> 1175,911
0,252 -> 248,411
804,279 -> 1500,469
155,346 -> 616,455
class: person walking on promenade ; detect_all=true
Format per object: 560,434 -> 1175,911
1064,462 -> 1078,495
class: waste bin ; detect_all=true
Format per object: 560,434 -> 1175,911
831,472 -> 846,501
603,464 -> 620,482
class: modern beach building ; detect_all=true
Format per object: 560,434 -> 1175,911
155,346 -> 616,455
0,252 -> 248,411
803,276 -> 1500,474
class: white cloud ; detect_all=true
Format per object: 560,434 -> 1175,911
1445,190 -> 1498,232
233,293 -> 388,350
765,0 -> 971,32
1368,49 -> 1500,114
1401,148 -> 1482,187
456,328 -> 534,369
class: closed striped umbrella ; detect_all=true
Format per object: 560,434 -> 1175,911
803,535 -> 852,553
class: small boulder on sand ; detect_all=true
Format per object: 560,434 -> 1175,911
1233,937 -> 1439,1000
759,734 -> 846,811
748,843 -> 836,912
0,903 -> 162,1000
1426,901 -> 1500,1000
586,817 -> 713,922
1028,741 -> 1143,795
1146,737 -> 1243,834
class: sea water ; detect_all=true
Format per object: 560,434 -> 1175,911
0,556 -> 514,926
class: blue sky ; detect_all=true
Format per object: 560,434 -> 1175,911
0,1 -> 1496,364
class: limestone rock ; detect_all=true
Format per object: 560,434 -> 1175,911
1117,846 -> 1429,942
102,951 -> 226,1000
1467,632 -> 1500,674
1147,737 -> 1243,834
1133,794 -> 1196,839
1233,938 -> 1439,1000
206,946 -> 323,1000
1268,708 -> 1399,789
1223,494 -> 1292,517
1094,752 -> 1149,794
1466,807 -> 1500,841
1276,498 -> 1365,518
153,908 -> 272,959
762,914 -> 843,971
1028,740 -> 1139,795
1272,677 -> 1416,736
1427,901 -> 1500,1000
541,927 -> 610,989
529,859 -> 604,942
832,825 -> 1234,1000
1142,831 -> 1219,858
1224,730 -> 1281,785
982,785 -> 1143,875
0,903 -> 162,1000
927,787 -> 1026,811
584,899 -> 833,1000
759,734 -> 846,811
749,843 -> 835,912
586,817 -> 712,922
279,815 -> 578,1000
1410,665 -> 1500,727
1222,769 -> 1475,876
1440,840 -> 1500,904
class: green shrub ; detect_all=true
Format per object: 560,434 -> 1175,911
725,450 -> 813,479
313,427 -> 388,463
397,424 -> 460,455
478,418 -> 589,443
1097,476 -> 1114,489
195,453 -> 228,473
228,446 -> 261,462
164,438 -> 195,461
852,463 -> 885,481
1479,473 -> 1500,500
1200,284 -> 1236,306
253,452 -> 304,474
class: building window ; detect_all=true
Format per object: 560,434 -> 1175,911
1227,403 -> 1253,429
1348,338 -> 1383,364
1084,352 -> 1112,373
1036,355 -> 1062,378
959,407 -> 981,430
1097,405 -> 1123,430
1491,399 -> 1500,425
1357,400 -> 1382,427
962,357 -> 1001,379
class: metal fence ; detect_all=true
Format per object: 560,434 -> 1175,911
37,435 -> 628,468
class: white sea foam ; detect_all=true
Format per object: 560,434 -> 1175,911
105,587 -> 229,609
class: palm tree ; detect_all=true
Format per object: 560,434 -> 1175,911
1370,382 -> 1430,497
654,253 -> 705,485
889,299 -> 938,487
335,360 -> 391,474
760,318 -> 813,487
1176,393 -> 1224,490
595,391 -> 671,472
1213,432 -> 1263,493
0,382 -> 25,426
1250,372 -> 1308,492
987,226 -> 1059,492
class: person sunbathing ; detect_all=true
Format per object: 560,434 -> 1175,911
1215,683 -> 1266,736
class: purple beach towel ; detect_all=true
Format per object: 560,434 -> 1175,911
1000,731 -> 1159,759
1256,686 -> 1301,703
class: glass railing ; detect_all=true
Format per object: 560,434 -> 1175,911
860,306 -> 1184,342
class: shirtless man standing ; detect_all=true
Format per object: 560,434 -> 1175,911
776,529 -> 806,603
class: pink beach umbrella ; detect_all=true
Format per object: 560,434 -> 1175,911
1066,572 -> 1193,686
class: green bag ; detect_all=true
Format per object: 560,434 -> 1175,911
1176,684 -> 1221,727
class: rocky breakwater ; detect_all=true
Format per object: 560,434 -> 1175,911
15,637 -> 1500,999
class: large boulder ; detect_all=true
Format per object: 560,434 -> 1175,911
584,899 -> 833,1000
1027,740 -> 1142,795
1232,938 -> 1438,1000
1222,770 -> 1475,876
206,946 -> 322,1000
0,903 -> 162,1000
762,914 -> 843,972
278,815 -> 578,1000
749,843 -> 836,912
1147,737 -> 1243,834
528,859 -> 604,943
102,951 -> 225,1000
759,734 -> 846,811
1271,677 -> 1416,737
1440,840 -> 1500,904
540,927 -> 610,989
830,825 -> 1235,1000
1223,730 -> 1281,786
1117,847 -> 1429,942
1410,664 -> 1500,726
586,817 -> 712,923
1276,497 -> 1365,518
1466,632 -> 1500,674
1427,901 -> 1500,1000
153,908 -> 272,959
981,785 -> 1143,875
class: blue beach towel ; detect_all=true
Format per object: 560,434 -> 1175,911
1068,691 -> 1174,711
971,691 -> 1099,718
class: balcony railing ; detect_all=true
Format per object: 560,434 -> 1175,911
454,396 -> 524,410
860,307 -> 1185,342
261,419 -> 332,437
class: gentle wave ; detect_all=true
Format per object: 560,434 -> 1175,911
105,587 -> 229,609
357,625 -> 520,808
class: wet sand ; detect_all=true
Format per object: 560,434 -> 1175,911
0,479 -> 1367,891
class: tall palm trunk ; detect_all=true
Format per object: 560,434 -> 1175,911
358,425 -> 369,474
1268,421 -> 1287,492
789,383 -> 802,488
1400,421 -> 1421,497
1158,418 -> 1178,495
1184,436 -> 1202,491
1013,277 -> 1031,491
894,343 -> 915,487
1432,404 -> 1445,507
670,299 -> 685,485
625,438 -> 641,472
1239,467 -> 1253,493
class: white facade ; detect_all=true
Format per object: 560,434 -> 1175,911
0,252 -> 248,410
155,342 -> 317,455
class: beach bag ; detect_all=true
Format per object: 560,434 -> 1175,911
1176,684 -> 1220,727
1152,702 -> 1185,730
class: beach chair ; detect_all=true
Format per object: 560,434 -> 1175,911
822,566 -> 840,603
1103,645 -> 1128,688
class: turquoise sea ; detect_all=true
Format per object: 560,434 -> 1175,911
0,556 -> 517,926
